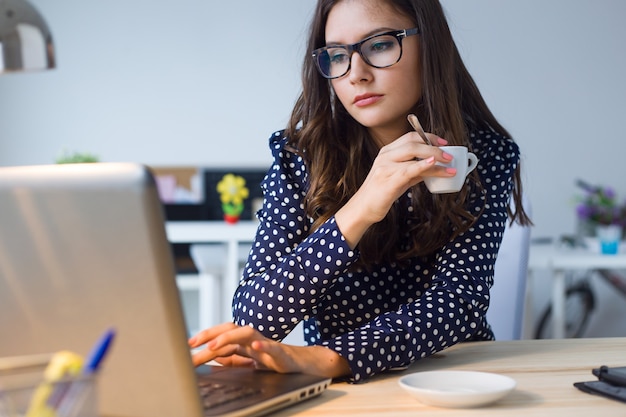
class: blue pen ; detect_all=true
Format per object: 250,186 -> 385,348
83,328 -> 116,374
55,328 -> 116,417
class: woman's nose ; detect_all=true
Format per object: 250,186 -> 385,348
348,52 -> 372,83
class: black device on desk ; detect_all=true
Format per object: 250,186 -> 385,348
0,163 -> 329,417
575,365 -> 626,403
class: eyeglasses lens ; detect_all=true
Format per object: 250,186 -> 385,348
316,34 -> 402,79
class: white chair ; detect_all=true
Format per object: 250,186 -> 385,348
183,243 -> 250,331
488,198 -> 533,340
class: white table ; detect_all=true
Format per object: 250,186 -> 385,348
528,241 -> 626,338
165,221 -> 259,332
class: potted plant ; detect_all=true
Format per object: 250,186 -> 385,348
575,180 -> 626,254
55,150 -> 99,164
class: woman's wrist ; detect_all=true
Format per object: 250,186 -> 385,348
291,345 -> 351,379
335,197 -> 376,249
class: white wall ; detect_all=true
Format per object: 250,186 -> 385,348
0,0 -> 315,169
444,0 -> 626,242
2,0 -> 626,242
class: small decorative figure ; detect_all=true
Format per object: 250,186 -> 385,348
217,174 -> 249,224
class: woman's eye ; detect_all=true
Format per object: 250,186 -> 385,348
368,39 -> 395,53
329,50 -> 349,65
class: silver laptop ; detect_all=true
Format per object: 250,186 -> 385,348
0,162 -> 330,417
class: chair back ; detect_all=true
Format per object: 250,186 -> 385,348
488,198 -> 532,340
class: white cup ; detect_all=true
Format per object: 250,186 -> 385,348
423,146 -> 478,194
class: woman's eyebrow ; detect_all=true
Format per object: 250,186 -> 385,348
324,27 -> 399,46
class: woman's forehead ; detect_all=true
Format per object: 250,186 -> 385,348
325,0 -> 412,44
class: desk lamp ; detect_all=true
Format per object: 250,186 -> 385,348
0,0 -> 54,74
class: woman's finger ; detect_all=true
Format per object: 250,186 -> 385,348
191,342 -> 242,366
188,322 -> 239,348
214,355 -> 256,367
379,132 -> 449,164
207,324 -> 263,350
191,324 -> 269,366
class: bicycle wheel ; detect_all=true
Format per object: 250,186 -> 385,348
534,281 -> 595,339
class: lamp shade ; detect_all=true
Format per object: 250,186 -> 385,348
0,0 -> 54,73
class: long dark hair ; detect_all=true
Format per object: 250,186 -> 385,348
286,0 -> 531,267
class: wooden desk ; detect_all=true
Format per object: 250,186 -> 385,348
528,243 -> 626,338
274,338 -> 626,416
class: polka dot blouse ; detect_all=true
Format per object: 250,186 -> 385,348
233,128 -> 519,382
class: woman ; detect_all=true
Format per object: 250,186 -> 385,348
189,0 -> 531,382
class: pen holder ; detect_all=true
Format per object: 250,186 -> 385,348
0,358 -> 98,417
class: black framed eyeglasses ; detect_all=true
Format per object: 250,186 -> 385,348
312,28 -> 420,79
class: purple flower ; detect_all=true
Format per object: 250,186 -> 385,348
575,183 -> 626,226
603,187 -> 616,199
576,204 -> 593,219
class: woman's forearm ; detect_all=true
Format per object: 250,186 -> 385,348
289,345 -> 352,379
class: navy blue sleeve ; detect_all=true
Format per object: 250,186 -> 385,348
232,131 -> 359,338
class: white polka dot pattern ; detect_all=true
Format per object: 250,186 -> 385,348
232,128 -> 519,382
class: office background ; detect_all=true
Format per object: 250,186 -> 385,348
1,1 -> 626,335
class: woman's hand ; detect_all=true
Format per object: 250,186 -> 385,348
335,131 -> 453,248
364,132 -> 451,218
188,322 -> 351,379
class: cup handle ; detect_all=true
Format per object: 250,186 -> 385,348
465,153 -> 478,176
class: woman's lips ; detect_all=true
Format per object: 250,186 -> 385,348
353,93 -> 382,107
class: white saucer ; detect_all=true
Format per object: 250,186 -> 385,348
398,370 -> 516,408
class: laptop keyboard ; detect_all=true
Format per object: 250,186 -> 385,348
198,379 -> 263,410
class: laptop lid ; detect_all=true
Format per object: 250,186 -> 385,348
0,162 -> 204,417
0,163 -> 329,417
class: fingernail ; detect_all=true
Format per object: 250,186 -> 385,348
437,137 -> 448,145
425,156 -> 435,164
443,152 -> 453,161
446,167 -> 457,174
188,336 -> 196,345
